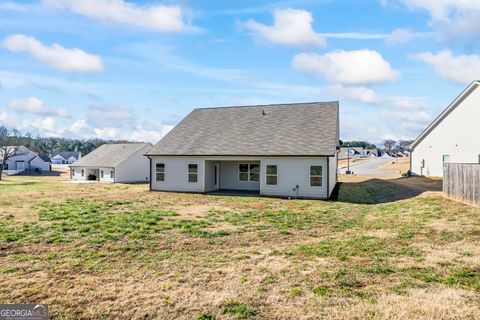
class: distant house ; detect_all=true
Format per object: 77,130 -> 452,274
365,149 -> 380,157
70,143 -> 152,183
0,146 -> 51,173
410,81 -> 480,177
338,147 -> 365,160
51,151 -> 80,164
145,102 -> 339,199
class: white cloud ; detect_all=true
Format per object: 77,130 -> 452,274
2,34 -> 104,72
43,0 -> 194,33
324,85 -> 381,104
93,127 -> 120,139
381,96 -> 431,138
413,50 -> 480,84
8,97 -> 70,118
400,0 -> 480,41
17,116 -> 66,137
241,8 -> 326,47
0,111 -> 8,122
87,105 -> 135,128
385,28 -> 431,44
292,49 -> 399,85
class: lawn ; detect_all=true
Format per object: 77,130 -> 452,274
0,173 -> 479,319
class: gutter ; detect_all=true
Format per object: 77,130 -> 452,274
147,156 -> 152,191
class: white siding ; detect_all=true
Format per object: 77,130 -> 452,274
412,86 -> 480,177
328,152 -> 337,197
150,157 -> 205,192
29,157 -> 51,171
70,167 -> 88,181
51,155 -> 67,164
260,157 -> 329,198
219,161 -> 260,191
150,156 -> 336,199
115,144 -> 151,183
98,167 -> 115,183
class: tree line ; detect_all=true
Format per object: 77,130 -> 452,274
340,139 -> 414,153
0,126 -> 132,157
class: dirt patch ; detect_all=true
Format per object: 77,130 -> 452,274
378,157 -> 410,174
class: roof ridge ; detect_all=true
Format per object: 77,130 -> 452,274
193,101 -> 339,111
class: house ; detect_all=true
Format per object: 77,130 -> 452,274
145,102 -> 339,199
410,81 -> 480,177
338,147 -> 365,160
365,148 -> 380,157
0,146 -> 51,173
70,143 -> 152,183
51,151 -> 80,164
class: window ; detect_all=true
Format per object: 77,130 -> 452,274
100,170 -> 104,178
239,163 -> 260,182
239,164 -> 249,181
266,165 -> 277,185
111,170 -> 114,179
188,164 -> 198,182
442,155 -> 450,163
81,169 -> 84,177
310,166 -> 323,187
156,163 -> 165,181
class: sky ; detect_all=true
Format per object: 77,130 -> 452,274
0,0 -> 479,145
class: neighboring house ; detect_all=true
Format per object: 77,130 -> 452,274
145,102 -> 339,199
70,143 -> 152,183
410,81 -> 480,177
0,146 -> 51,173
365,149 -> 380,157
51,151 -> 80,164
338,147 -> 365,160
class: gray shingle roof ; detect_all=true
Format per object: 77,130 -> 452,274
147,102 -> 339,156
55,151 -> 79,159
71,143 -> 152,168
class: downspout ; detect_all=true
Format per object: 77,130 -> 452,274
148,156 -> 152,191
326,157 -> 330,199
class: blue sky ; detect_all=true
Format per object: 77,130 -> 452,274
0,0 -> 479,144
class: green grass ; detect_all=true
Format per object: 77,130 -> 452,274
0,175 -> 479,319
222,301 -> 256,318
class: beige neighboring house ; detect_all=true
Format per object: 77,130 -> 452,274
410,81 -> 480,177
146,102 -> 339,199
70,143 -> 152,183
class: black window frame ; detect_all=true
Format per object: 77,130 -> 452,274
239,163 -> 260,182
188,164 -> 198,183
266,165 -> 277,185
310,165 -> 323,187
156,163 -> 165,182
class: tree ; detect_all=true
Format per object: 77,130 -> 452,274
341,141 -> 377,149
0,126 -> 26,180
383,139 -> 396,153
397,140 -> 414,152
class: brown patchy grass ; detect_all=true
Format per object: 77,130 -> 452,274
378,157 -> 410,174
0,174 -> 479,319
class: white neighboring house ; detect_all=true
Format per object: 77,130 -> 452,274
0,146 -> 51,174
410,81 -> 480,177
51,151 -> 80,164
70,143 -> 152,183
146,102 -> 339,199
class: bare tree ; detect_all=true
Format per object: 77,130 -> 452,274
383,139 -> 396,153
0,126 -> 25,180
